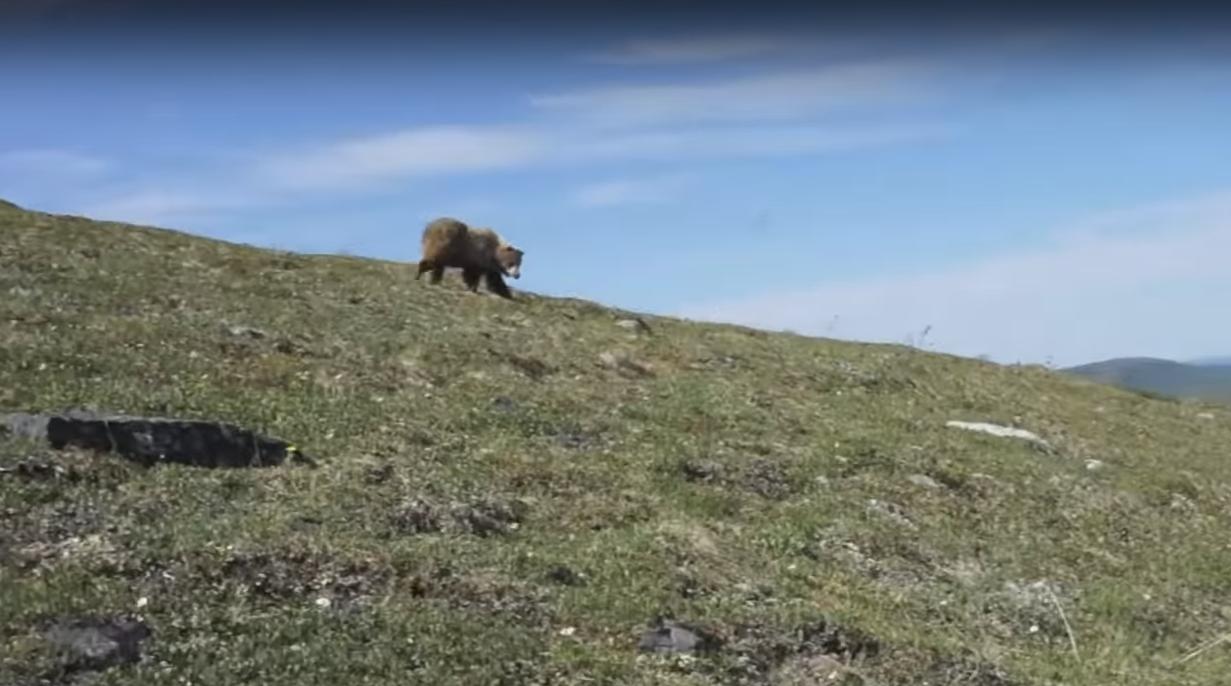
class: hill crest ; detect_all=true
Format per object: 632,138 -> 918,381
3,199 -> 1230,685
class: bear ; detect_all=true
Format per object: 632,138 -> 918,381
415,217 -> 524,299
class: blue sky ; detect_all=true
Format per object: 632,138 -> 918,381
3,2 -> 1230,366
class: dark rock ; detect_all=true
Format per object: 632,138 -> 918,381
392,499 -> 443,534
393,497 -> 527,537
545,565 -> 586,586
45,616 -> 151,673
450,498 -> 525,537
363,464 -> 395,484
290,515 -> 324,532
721,616 -> 880,682
490,396 -> 519,413
274,337 -> 306,355
679,459 -> 723,482
638,618 -> 721,654
2,410 -> 314,469
796,619 -> 881,661
497,352 -> 552,380
0,459 -> 75,481
922,655 -> 1018,685
551,427 -> 596,450
742,459 -> 794,500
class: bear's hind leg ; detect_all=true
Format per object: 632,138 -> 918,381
483,270 -> 514,299
462,267 -> 482,292
430,266 -> 445,284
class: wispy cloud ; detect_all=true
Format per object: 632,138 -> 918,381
587,34 -> 804,65
564,123 -> 949,162
82,189 -> 259,226
679,191 -> 1231,366
531,60 -> 936,128
83,190 -> 211,224
570,173 -> 692,208
0,148 -> 111,176
247,117 -> 946,196
64,57 -> 950,221
257,126 -> 547,190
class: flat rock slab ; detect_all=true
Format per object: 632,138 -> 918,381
945,420 -> 1053,452
638,619 -> 721,654
45,616 -> 151,673
2,410 -> 313,468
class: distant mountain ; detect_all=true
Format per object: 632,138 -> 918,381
1063,357 -> 1231,402
1190,356 -> 1231,367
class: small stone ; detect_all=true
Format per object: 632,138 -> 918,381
315,597 -> 332,609
227,324 -> 267,339
135,597 -> 149,609
773,654 -> 847,683
363,464 -> 394,484
598,351 -> 620,368
1170,493 -> 1197,512
866,499 -> 916,529
637,619 -> 718,654
598,351 -> 654,377
616,318 -> 652,334
1084,459 -> 1105,471
907,474 -> 941,489
1197,412 -> 1215,420
490,396 -> 518,413
679,459 -> 722,482
559,626 -> 577,637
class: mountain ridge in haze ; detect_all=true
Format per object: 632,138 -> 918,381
1063,355 -> 1231,402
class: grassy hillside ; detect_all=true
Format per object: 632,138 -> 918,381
3,199 -> 1231,685
1063,357 -> 1231,404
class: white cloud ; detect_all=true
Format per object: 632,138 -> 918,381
244,118 -> 945,196
530,60 -> 935,128
0,149 -> 111,176
65,119 -> 944,225
679,191 -> 1231,366
258,126 -> 547,190
82,189 -> 253,226
40,57 -> 948,220
563,123 -> 950,162
588,34 -> 804,65
570,173 -> 692,208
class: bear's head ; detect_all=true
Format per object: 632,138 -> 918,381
497,243 -> 524,279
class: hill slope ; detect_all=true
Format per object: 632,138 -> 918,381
3,200 -> 1231,685
1064,357 -> 1231,403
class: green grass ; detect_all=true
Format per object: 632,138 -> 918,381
2,199 -> 1230,685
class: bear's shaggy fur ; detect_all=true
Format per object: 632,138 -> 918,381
415,217 -> 524,299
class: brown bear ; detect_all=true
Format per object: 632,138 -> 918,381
415,217 -> 524,299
